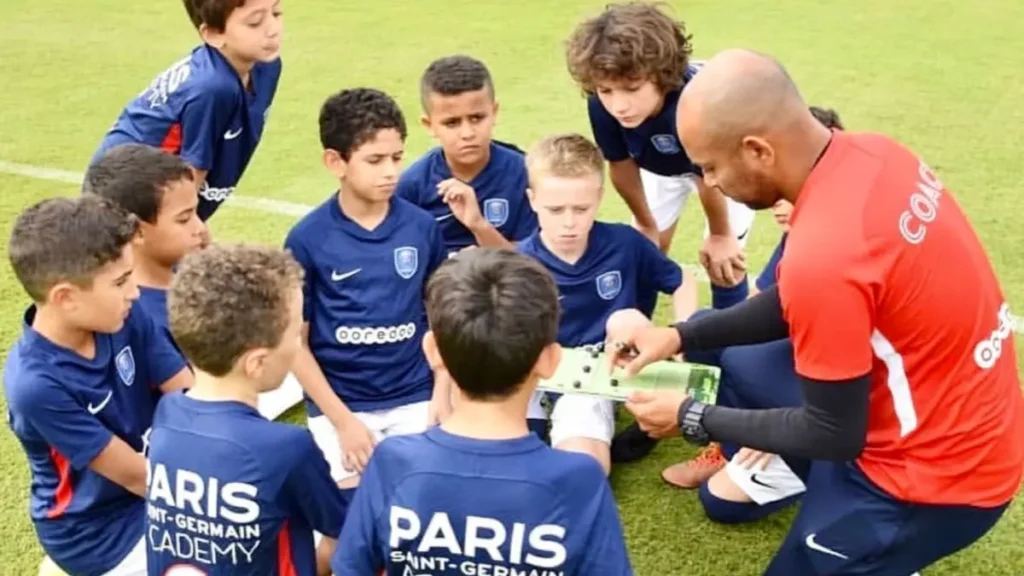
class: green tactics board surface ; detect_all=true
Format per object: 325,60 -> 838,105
537,347 -> 720,404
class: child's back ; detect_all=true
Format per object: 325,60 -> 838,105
342,429 -> 623,574
332,247 -> 632,575
146,244 -> 346,575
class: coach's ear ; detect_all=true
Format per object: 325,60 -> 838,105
421,331 -> 446,373
525,188 -> 538,213
533,342 -> 562,380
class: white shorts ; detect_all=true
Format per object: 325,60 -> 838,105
256,372 -> 304,420
549,394 -> 616,447
724,453 -> 807,505
308,401 -> 431,481
639,169 -> 756,245
39,536 -> 147,576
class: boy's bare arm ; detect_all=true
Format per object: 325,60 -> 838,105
672,267 -> 700,323
696,178 -> 733,236
608,159 -> 658,239
292,323 -> 355,427
89,437 -> 148,497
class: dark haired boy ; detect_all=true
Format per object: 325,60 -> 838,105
145,244 -> 346,575
84,143 -> 206,339
4,196 -> 190,576
90,0 -> 284,223
332,248 -> 632,576
565,2 -> 750,307
284,88 -> 449,507
396,55 -> 538,258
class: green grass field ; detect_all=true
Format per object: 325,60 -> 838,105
2,0 -> 1023,574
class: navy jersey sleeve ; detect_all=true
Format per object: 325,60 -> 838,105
756,234 -> 787,291
178,84 -> 236,171
136,308 -> 188,387
284,230 -> 315,321
283,432 -> 348,538
11,378 -> 114,469
331,453 -> 386,575
587,96 -> 630,162
578,480 -> 633,575
633,228 -> 683,294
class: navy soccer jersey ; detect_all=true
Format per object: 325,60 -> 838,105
755,233 -> 787,292
588,62 -> 703,177
331,427 -> 633,575
517,222 -> 683,347
91,44 -> 281,221
145,392 -> 347,575
3,305 -> 187,576
395,141 -> 538,256
284,194 -> 446,415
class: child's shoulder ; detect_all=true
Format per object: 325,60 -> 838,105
286,195 -> 335,240
150,45 -> 241,103
2,340 -> 58,409
529,445 -> 611,492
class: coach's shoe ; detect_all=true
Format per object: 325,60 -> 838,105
610,421 -> 660,463
661,443 -> 726,489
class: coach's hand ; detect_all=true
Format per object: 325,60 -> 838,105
701,234 -> 746,287
338,418 -> 376,474
625,390 -> 689,439
605,325 -> 682,378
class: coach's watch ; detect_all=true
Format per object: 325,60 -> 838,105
677,398 -> 711,446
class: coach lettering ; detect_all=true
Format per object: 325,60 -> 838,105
974,303 -> 1014,370
389,506 -> 568,572
898,160 -> 944,245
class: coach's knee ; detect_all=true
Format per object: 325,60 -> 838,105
605,309 -> 651,338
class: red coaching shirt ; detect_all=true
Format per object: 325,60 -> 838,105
778,130 -> 1024,507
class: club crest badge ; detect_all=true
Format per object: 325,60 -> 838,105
596,271 -> 622,300
651,134 -> 681,154
115,346 -> 136,387
394,246 -> 419,280
483,198 -> 509,227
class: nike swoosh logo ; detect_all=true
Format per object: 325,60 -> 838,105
750,473 -> 774,489
805,534 -> 849,560
331,268 -> 361,282
224,127 -> 243,140
736,227 -> 750,241
88,390 -> 113,415
435,213 -> 454,221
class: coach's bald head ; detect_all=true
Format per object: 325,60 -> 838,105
677,49 -> 833,209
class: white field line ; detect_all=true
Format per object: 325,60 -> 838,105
3,159 -> 1022,336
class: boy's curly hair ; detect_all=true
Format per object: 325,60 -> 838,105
566,2 -> 693,95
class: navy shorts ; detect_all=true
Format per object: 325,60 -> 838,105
764,460 -> 1009,575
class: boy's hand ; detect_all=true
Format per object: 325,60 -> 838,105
733,447 -> 775,471
700,234 -> 746,286
337,417 -> 376,474
438,179 -> 485,230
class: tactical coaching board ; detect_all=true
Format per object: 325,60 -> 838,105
537,347 -> 720,404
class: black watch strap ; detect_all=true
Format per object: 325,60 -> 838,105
677,397 -> 711,446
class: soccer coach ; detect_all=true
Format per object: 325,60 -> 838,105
609,48 -> 1024,576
